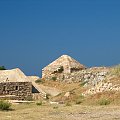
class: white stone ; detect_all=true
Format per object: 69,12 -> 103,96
64,92 -> 70,97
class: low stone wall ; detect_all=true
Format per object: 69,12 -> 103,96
83,82 -> 120,96
0,82 -> 32,100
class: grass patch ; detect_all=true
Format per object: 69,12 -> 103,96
98,98 -> 111,105
53,106 -> 58,109
35,79 -> 44,84
0,100 -> 11,110
111,64 -> 120,77
36,101 -> 42,106
79,81 -> 88,87
75,99 -> 82,104
75,94 -> 84,104
65,102 -> 72,106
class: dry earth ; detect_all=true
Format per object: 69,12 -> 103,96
0,104 -> 120,120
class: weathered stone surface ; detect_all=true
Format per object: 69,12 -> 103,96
42,55 -> 86,79
0,82 -> 32,100
28,76 -> 40,81
0,68 -> 30,82
0,68 -> 46,100
44,67 -> 109,84
83,82 -> 120,96
64,92 -> 70,97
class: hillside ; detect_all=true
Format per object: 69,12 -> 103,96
36,65 -> 120,105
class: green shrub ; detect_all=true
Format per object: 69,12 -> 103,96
51,77 -> 57,81
36,101 -> 42,106
98,98 -> 110,105
0,66 -> 6,70
35,79 -> 44,84
0,100 -> 11,110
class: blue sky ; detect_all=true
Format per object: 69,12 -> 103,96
0,0 -> 120,76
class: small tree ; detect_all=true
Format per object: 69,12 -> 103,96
0,66 -> 6,70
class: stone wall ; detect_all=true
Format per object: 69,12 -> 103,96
82,81 -> 120,96
0,82 -> 32,100
44,67 -> 109,84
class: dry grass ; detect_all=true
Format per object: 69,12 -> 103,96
0,103 -> 120,120
111,65 -> 120,77
41,80 -> 80,91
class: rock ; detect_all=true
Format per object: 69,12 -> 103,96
49,101 -> 59,104
64,92 -> 70,97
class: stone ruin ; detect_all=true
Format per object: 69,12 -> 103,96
0,68 -> 32,100
42,55 -> 109,84
0,82 -> 32,100
42,55 -> 120,96
42,55 -> 86,81
0,68 -> 46,100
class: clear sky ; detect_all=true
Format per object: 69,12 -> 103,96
0,0 -> 120,77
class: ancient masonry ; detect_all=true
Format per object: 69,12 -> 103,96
0,68 -> 32,100
42,55 -> 86,80
42,55 -> 120,95
0,82 -> 32,100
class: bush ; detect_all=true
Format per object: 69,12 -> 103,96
35,79 -> 44,84
0,66 -> 6,70
98,98 -> 110,105
51,77 -> 57,81
36,101 -> 42,106
0,100 -> 11,110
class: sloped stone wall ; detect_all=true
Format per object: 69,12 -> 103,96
0,82 -> 32,100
